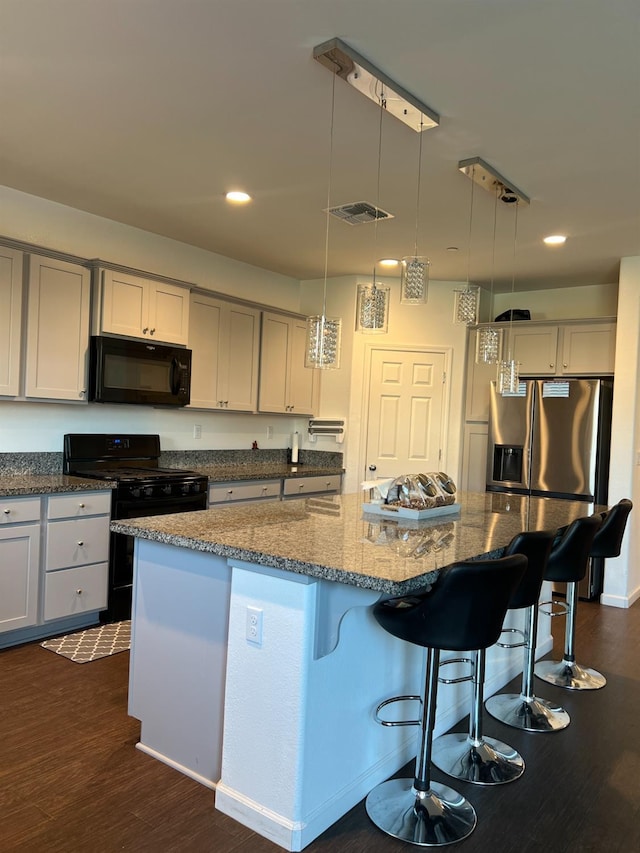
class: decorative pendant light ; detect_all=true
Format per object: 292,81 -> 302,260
400,119 -> 429,304
305,72 -> 342,369
498,199 -> 521,394
356,83 -> 390,334
453,162 -> 480,325
476,185 -> 503,365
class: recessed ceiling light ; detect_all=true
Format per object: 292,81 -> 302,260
225,191 -> 252,203
378,258 -> 399,267
446,246 -> 459,252
543,234 -> 567,245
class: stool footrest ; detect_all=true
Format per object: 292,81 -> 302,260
374,695 -> 422,727
538,598 -> 570,618
438,656 -> 474,685
496,626 -> 526,649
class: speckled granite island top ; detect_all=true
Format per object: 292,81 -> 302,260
111,490 -> 604,594
0,475 -> 116,496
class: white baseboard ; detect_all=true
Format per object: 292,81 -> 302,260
600,584 -> 640,608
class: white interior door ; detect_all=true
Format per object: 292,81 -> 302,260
365,348 -> 448,480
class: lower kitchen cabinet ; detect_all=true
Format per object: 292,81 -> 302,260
0,489 -> 111,647
0,496 -> 41,634
209,479 -> 281,505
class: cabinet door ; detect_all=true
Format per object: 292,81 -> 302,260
148,281 -> 190,345
189,293 -> 223,409
461,424 -> 489,493
560,323 -> 616,375
100,269 -> 149,338
0,523 -> 40,633
511,326 -> 559,376
25,256 -> 90,400
0,247 -> 23,397
258,312 -> 290,413
288,319 -> 318,415
221,304 -> 260,411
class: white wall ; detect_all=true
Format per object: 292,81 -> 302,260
301,275 -> 469,493
493,283 -> 619,320
0,185 -> 306,455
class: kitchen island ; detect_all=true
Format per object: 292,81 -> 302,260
113,491 -> 601,851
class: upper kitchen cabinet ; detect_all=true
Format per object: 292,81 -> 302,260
508,320 -> 616,376
258,312 -> 318,415
188,293 -> 260,411
94,268 -> 190,345
25,255 -> 91,401
0,247 -> 23,397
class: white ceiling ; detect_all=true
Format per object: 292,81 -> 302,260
1,0 -> 639,292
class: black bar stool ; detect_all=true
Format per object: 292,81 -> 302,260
365,554 -> 526,847
591,498 -> 632,562
485,529 -> 571,732
535,514 -> 603,690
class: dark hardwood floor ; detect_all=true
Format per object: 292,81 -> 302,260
2,599 -> 639,853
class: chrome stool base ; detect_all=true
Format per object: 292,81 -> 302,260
535,658 -> 606,690
365,778 -> 477,847
431,732 -> 524,785
485,692 -> 570,732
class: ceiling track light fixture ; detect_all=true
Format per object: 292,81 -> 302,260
401,117 -> 430,305
305,71 -> 342,370
476,184 -> 504,365
453,162 -> 480,325
313,38 -> 440,133
457,157 -> 530,206
355,82 -> 390,334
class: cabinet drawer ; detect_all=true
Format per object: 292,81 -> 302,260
46,516 -> 110,570
47,490 -> 112,520
283,475 -> 342,497
209,480 -> 281,504
0,496 -> 41,525
44,562 -> 108,621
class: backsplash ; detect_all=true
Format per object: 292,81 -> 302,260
0,449 -> 343,476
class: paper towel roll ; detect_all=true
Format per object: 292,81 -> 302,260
291,431 -> 299,464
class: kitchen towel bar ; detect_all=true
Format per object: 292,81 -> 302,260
308,419 -> 345,443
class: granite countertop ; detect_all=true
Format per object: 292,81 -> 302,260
110,490 -> 603,594
192,463 -> 344,482
0,475 -> 116,497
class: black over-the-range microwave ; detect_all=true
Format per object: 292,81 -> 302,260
88,335 -> 192,406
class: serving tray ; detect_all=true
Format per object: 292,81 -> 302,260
362,502 -> 461,520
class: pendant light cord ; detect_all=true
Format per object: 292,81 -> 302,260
372,81 -> 385,290
465,164 -> 476,288
413,120 -> 424,258
321,72 -> 336,319
507,199 -> 520,359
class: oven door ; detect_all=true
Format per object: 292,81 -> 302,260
107,491 -> 207,621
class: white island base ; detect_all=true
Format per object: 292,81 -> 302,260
128,538 -> 552,851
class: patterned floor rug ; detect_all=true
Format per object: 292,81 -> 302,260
41,621 -> 131,663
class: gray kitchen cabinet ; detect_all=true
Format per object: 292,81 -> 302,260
189,293 -> 260,411
282,474 -> 342,498
0,247 -> 23,397
0,497 -> 41,634
94,267 -> 190,345
258,312 -> 319,415
208,479 -> 281,505
25,255 -> 91,401
43,491 -> 110,621
508,319 -> 616,377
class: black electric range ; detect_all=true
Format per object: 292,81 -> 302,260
64,434 -> 208,622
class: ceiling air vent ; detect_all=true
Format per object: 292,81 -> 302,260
325,201 -> 394,226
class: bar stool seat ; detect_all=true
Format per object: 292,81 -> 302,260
365,554 -> 526,847
485,529 -> 570,732
535,514 -> 603,690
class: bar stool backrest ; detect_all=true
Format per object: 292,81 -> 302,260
590,499 -> 633,559
503,529 -> 556,610
373,555 -> 527,653
543,514 -> 602,584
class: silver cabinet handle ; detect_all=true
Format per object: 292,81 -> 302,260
563,363 -> 568,368
78,503 -> 85,508
150,328 -> 156,335
79,390 -> 86,398
76,589 -> 83,595
227,489 -> 233,495
142,327 -> 149,334
3,508 -> 10,514
550,363 -> 554,368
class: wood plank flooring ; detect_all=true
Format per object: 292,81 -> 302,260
1,598 -> 639,853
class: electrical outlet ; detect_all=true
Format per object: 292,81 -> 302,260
246,606 -> 263,646
267,425 -> 274,439
193,424 -> 202,439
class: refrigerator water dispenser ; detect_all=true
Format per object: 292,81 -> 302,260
492,445 -> 524,483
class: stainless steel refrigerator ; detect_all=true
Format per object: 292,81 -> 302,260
486,378 -> 613,599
